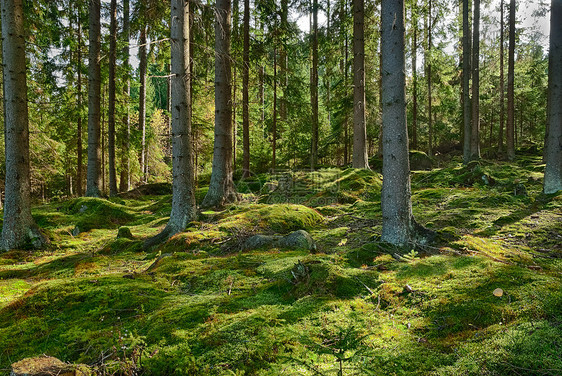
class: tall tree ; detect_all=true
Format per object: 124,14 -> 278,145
470,0 -> 481,160
242,0 -> 250,177
352,0 -> 369,169
544,0 -> 562,194
311,0 -> 319,169
462,0 -> 471,164
1,0 -> 48,250
77,8 -> 84,196
411,1 -> 418,150
86,0 -> 102,197
120,0 -> 131,192
506,0 -> 516,160
201,0 -> 237,208
145,0 -> 196,248
139,25 -> 148,182
498,0 -> 505,153
426,0 -> 433,156
108,0 -> 118,196
380,0 -> 417,245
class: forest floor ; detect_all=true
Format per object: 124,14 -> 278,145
0,152 -> 561,375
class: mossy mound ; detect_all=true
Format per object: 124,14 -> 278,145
118,182 -> 172,199
217,204 -> 324,234
58,197 -> 136,233
410,150 -> 434,170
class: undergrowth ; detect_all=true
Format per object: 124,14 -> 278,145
0,158 -> 560,375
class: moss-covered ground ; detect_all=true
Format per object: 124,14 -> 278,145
0,155 -> 561,375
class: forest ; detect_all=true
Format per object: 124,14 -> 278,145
0,0 -> 561,374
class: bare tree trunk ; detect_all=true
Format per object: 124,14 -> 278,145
139,26 -> 148,183
544,0 -> 562,194
77,13 -> 84,196
86,0 -> 102,197
426,0 -> 433,156
506,0 -> 516,160
470,0 -> 481,161
411,2 -> 418,150
145,0 -> 196,248
1,0 -> 48,250
242,0 -> 250,178
498,0 -> 505,153
201,0 -> 237,208
311,0 -> 319,169
462,0 -> 472,164
352,0 -> 369,169
119,0 -> 131,192
381,0 -> 417,246
273,47 -> 278,170
108,0 -> 118,196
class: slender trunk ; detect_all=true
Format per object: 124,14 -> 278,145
77,15 -> 84,196
145,0 -> 195,248
242,0 -> 250,178
462,0 -> 472,163
311,0 -> 319,169
108,0 -> 118,196
506,0 -> 516,160
543,0 -> 562,193
1,0 -> 48,249
86,0 -> 102,197
273,48 -> 278,170
201,0 -> 236,208
381,0 -> 416,245
232,0 -> 238,172
119,0 -> 130,192
426,0 -> 433,156
412,3 -> 418,150
352,0 -> 369,168
167,63 -> 172,161
498,0 -> 505,153
101,87 -> 106,193
470,0 -> 481,160
280,0 -> 288,123
139,26 -> 148,182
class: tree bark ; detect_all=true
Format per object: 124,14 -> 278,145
352,0 -> 369,169
144,0 -> 196,248
411,2 -> 418,150
1,0 -> 48,250
273,47 -> 278,170
462,0 -> 472,164
506,0 -> 516,160
119,0 -> 131,192
86,0 -> 102,197
498,0 -> 505,153
201,0 -> 237,208
544,0 -> 562,194
77,12 -> 84,196
108,0 -> 118,196
242,0 -> 250,178
426,0 -> 433,156
380,0 -> 416,245
139,26 -> 148,182
311,0 -> 319,169
470,0 -> 481,160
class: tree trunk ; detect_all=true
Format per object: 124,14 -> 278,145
506,0 -> 516,160
381,0 -> 416,245
1,0 -> 48,250
462,0 -> 472,164
77,13 -> 84,196
144,0 -> 196,248
426,0 -> 433,156
470,0 -> 481,160
311,0 -> 319,169
411,2 -> 418,150
352,0 -> 369,169
544,0 -> 562,194
86,0 -> 102,197
108,0 -> 118,196
201,0 -> 237,208
119,0 -> 131,192
273,47 -> 278,170
280,0 -> 288,123
242,0 -> 250,178
498,0 -> 505,153
139,26 -> 148,183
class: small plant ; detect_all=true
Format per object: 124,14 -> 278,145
396,249 -> 419,263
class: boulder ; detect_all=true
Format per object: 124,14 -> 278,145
116,226 -> 135,239
243,234 -> 281,250
276,230 -> 316,251
11,356 -> 91,376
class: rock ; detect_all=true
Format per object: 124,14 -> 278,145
71,226 -> 81,237
243,234 -> 281,250
276,230 -> 316,251
11,356 -> 91,376
117,226 -> 135,239
409,150 -> 433,171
